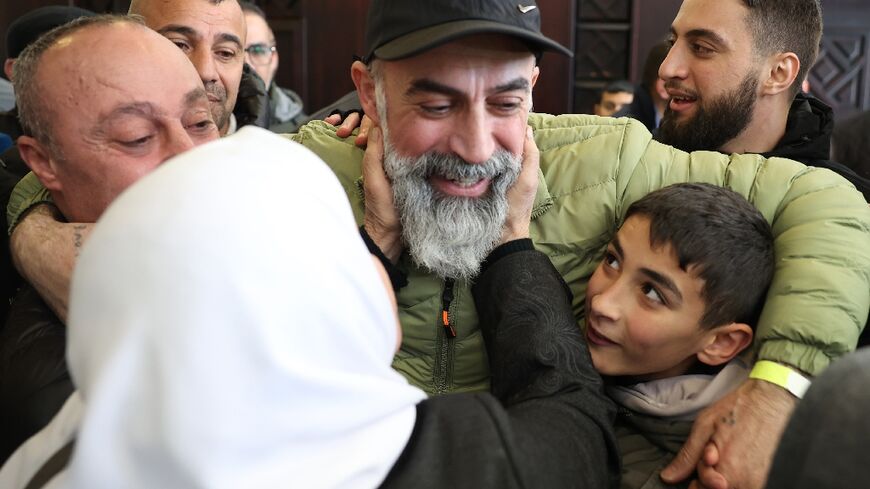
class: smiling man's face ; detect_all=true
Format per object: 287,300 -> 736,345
656,0 -> 762,152
355,34 -> 539,279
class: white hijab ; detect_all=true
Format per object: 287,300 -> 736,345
0,126 -> 425,488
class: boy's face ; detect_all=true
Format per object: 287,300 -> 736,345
584,215 -> 713,381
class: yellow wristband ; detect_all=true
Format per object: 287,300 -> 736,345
749,360 -> 811,399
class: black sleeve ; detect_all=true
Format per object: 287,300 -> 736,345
232,63 -> 270,129
359,226 -> 408,290
0,284 -> 73,463
381,251 -> 620,489
0,146 -> 27,321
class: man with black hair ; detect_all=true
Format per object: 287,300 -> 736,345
657,0 -> 870,201
594,80 -> 634,117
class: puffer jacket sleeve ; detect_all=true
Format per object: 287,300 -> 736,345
7,172 -> 53,236
616,118 -> 870,376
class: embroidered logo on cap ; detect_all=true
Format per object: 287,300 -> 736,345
517,4 -> 537,14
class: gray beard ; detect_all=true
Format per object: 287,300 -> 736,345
382,145 -> 521,280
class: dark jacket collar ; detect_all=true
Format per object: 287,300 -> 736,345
761,93 -> 869,201
762,93 -> 833,163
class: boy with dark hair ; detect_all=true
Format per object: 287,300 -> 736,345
584,183 -> 775,489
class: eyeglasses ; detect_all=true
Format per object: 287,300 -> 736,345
244,43 -> 276,66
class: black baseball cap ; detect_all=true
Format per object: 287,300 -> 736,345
6,6 -> 96,59
364,0 -> 573,62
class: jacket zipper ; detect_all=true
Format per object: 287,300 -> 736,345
434,278 -> 456,393
440,278 -> 457,338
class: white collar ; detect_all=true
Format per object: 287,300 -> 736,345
607,358 -> 750,421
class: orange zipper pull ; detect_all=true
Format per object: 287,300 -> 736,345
441,279 -> 457,338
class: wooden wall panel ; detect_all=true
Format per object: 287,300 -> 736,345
809,1 -> 870,120
573,0 -> 633,114
536,0 -> 576,115
811,30 -> 870,119
629,0 -> 680,82
298,0 -> 369,114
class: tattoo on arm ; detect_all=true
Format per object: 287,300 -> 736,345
73,224 -> 88,257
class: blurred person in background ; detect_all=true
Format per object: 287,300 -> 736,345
240,1 -> 307,133
593,80 -> 634,117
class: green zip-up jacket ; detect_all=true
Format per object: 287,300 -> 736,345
8,114 -> 870,394
288,114 -> 870,394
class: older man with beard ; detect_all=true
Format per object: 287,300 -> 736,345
373,76 -> 525,280
655,0 -> 870,201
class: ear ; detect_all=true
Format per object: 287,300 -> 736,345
531,65 -> 540,88
696,323 -> 753,367
762,52 -> 800,96
17,135 -> 63,192
351,60 -> 381,126
4,58 -> 14,81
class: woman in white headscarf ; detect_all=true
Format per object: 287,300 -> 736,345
0,126 -> 617,489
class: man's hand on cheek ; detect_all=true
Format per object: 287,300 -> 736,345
499,126 -> 539,244
362,126 -> 403,263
